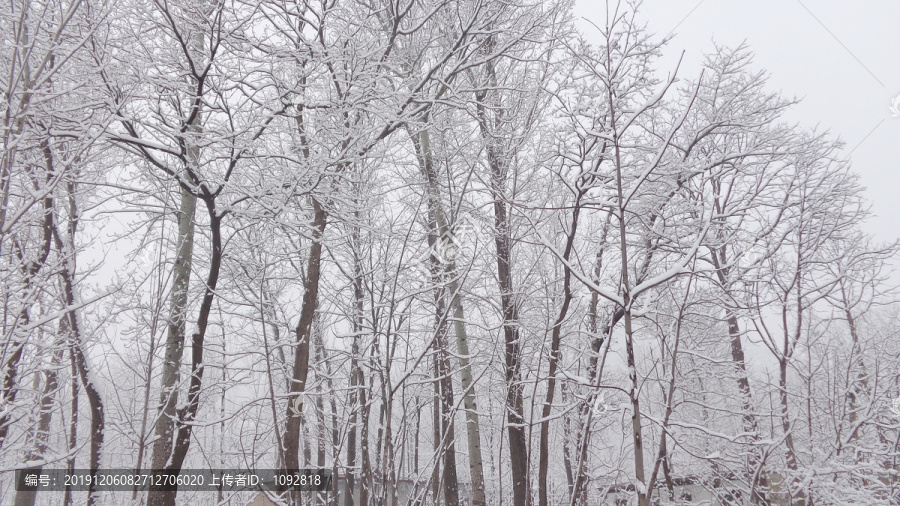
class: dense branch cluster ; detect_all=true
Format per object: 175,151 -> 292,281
1,0 -> 898,505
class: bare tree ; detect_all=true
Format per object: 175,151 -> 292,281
2,2 -> 899,506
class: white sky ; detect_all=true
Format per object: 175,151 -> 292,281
573,0 -> 900,245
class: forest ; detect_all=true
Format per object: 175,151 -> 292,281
1,0 -> 898,504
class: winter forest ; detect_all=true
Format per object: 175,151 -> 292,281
2,0 -> 899,504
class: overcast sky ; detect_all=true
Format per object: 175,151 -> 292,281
573,0 -> 900,245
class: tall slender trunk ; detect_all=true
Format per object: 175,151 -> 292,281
260,284 -> 286,470
313,325 -> 327,483
312,326 -> 340,501
779,355 -> 798,472
435,333 -> 460,506
64,349 -> 78,506
378,342 -> 400,506
610,114 -> 647,504
147,9 -> 207,501
147,188 -> 197,506
560,382 -> 575,495
359,359 -> 372,506
283,198 -> 327,506
0,139 -> 54,449
311,320 -> 340,504
709,248 -> 767,502
149,196 -> 223,506
282,64 -> 325,500
149,183 -> 196,474
622,295 -> 647,506
49,173 -> 104,506
432,375 -> 442,506
839,279 -> 869,442
14,340 -> 62,506
345,208 -> 366,505
538,199 -> 584,506
147,67 -> 201,506
473,56 -> 531,502
346,367 -> 359,505
490,167 -> 530,506
430,226 -> 460,506
412,128 -> 486,505
779,257 -> 806,504
571,248 -> 615,506
779,280 -> 801,475
346,336 -> 360,506
646,277 -> 694,506
446,283 -> 485,504
134,226 -> 168,499
570,312 -> 618,506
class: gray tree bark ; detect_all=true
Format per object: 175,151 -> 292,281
412,127 -> 487,506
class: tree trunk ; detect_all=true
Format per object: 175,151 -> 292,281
431,240 -> 460,506
435,335 -> 460,506
359,359 -> 372,506
311,319 -> 340,504
148,182 -> 196,505
311,325 -> 341,502
146,74 -> 202,501
346,346 -> 360,506
412,128 -> 486,506
538,199 -> 584,506
623,300 -> 648,506
153,198 -> 223,504
145,4 -> 210,495
53,179 -> 104,506
709,248 -> 768,502
571,249 -> 616,506
780,258 -> 806,504
13,341 -> 62,506
491,172 -> 530,506
611,116 -> 647,505
0,141 -> 54,449
282,198 -> 327,504
134,227 -> 168,499
779,355 -> 798,473
473,55 -> 532,502
313,332 -> 327,505
345,213 -> 366,505
560,382 -> 575,496
478,118 -> 532,506
64,349 -> 78,506
839,279 -> 869,445
432,375 -> 442,506
60,256 -> 104,506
